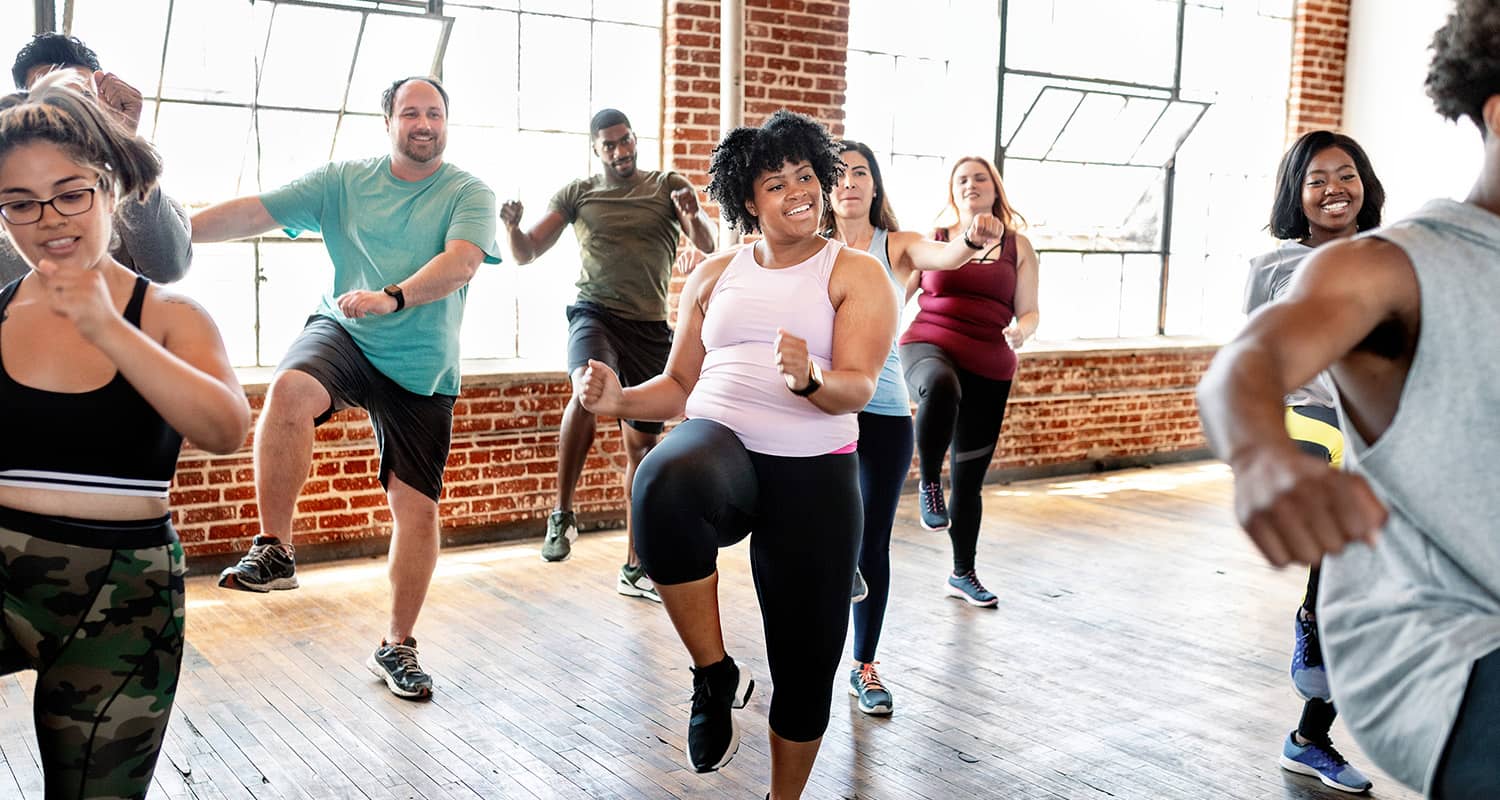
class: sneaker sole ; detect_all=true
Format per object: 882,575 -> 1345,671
617,582 -> 664,603
365,654 -> 433,701
1278,755 -> 1370,793
945,584 -> 998,608
851,591 -> 869,604
687,669 -> 755,773
217,574 -> 299,593
847,685 -> 893,716
540,527 -> 580,563
918,519 -> 950,532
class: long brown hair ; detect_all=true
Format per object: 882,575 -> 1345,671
822,140 -> 900,233
0,71 -> 162,205
937,155 -> 1025,232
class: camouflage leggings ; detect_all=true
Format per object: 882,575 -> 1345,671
0,508 -> 184,800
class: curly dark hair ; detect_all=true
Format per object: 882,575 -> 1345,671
12,34 -> 101,91
1268,130 -> 1384,241
707,109 -> 842,234
1427,0 -> 1500,129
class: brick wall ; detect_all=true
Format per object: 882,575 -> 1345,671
1286,0 -> 1350,139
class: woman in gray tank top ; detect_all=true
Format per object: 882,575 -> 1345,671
1244,130 -> 1384,794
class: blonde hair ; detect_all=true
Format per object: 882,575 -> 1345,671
0,71 -> 161,204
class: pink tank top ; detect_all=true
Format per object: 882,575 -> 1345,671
899,228 -> 1020,380
684,239 -> 858,456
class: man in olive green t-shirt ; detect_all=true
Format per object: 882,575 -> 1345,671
502,109 -> 715,597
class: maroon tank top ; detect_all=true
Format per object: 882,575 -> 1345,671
899,228 -> 1020,380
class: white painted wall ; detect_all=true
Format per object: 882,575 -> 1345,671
1344,0 -> 1481,219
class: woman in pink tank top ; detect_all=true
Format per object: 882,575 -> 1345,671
898,155 -> 1040,608
576,110 -> 898,799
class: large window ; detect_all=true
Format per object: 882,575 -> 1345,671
4,0 -> 662,368
846,0 -> 1294,342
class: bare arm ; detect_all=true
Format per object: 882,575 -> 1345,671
668,174 -> 718,254
1004,233 -> 1040,347
789,248 -> 898,415
336,239 -> 487,318
578,250 -> 734,420
1197,237 -> 1411,565
115,187 -> 193,283
500,202 -> 567,265
190,196 -> 278,243
888,213 -> 1005,280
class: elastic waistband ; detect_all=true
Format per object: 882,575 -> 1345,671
0,505 -> 177,549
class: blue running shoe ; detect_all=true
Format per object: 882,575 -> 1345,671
918,481 -> 950,531
1280,732 -> 1372,793
945,570 -> 998,607
1292,610 -> 1331,701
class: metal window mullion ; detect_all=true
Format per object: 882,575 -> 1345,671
330,11 -> 369,162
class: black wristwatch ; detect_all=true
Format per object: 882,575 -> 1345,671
962,232 -> 985,250
791,361 -> 823,397
382,283 -> 406,312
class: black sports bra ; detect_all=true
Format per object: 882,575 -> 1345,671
0,275 -> 183,499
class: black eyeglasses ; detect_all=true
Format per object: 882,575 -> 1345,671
0,185 -> 100,225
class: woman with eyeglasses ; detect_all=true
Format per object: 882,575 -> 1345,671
899,155 -> 1039,608
0,74 -> 250,799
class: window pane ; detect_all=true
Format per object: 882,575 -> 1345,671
346,14 -> 447,115
0,6 -> 37,65
521,0 -> 592,18
153,103 -> 256,206
258,242 -> 335,367
591,22 -> 662,139
594,1 -> 662,26
1005,88 -> 1082,160
160,0 -> 260,104
173,243 -> 259,367
1006,0 -> 1179,87
519,15 -> 591,131
1004,160 -> 1163,251
256,110 -> 340,193
884,154 -> 947,234
1048,93 -> 1130,163
1132,102 -> 1205,166
258,4 -> 361,110
67,0 -> 169,97
331,114 -> 391,163
891,57 -> 949,155
513,131 -> 589,363
1118,253 -> 1161,337
442,7 -> 519,128
461,266 -> 519,360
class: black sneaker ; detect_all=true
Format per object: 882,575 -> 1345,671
918,481 -> 950,531
367,636 -> 434,700
687,656 -> 754,772
217,536 -> 298,592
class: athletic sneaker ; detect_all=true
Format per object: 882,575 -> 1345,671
852,567 -> 869,604
1292,609 -> 1331,701
918,481 -> 950,531
686,656 -> 754,773
849,661 -> 893,716
217,535 -> 298,592
367,636 -> 434,700
618,563 -> 662,602
541,510 -> 577,562
945,570 -> 998,607
1279,732 -> 1373,793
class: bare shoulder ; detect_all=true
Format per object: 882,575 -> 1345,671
687,246 -> 741,308
145,285 -> 217,336
1292,237 -> 1417,309
1011,231 -> 1038,261
832,244 -> 884,279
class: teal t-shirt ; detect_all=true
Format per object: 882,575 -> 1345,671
261,156 -> 500,396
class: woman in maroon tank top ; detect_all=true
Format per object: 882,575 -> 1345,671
898,155 -> 1039,607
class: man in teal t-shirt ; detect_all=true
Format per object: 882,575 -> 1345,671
191,76 -> 500,701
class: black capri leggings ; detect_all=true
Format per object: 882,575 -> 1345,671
632,418 -> 862,742
853,411 -> 914,664
900,342 -> 1013,575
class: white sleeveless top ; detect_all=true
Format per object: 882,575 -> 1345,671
684,239 -> 857,456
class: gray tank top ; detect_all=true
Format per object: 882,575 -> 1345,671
1244,241 -> 1335,408
1319,199 -> 1500,793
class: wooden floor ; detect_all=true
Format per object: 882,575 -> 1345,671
0,462 -> 1422,800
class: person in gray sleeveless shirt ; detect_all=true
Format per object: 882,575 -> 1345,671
1199,3 -> 1500,795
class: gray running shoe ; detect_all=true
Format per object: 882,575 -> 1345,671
541,510 -> 577,562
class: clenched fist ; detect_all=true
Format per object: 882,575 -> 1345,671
500,200 -> 524,229
575,358 -> 624,416
774,328 -> 813,393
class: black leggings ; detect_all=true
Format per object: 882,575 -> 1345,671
1434,648 -> 1500,798
853,411 -> 914,664
632,418 -> 862,742
900,342 -> 1013,575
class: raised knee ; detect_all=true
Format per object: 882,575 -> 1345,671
265,371 -> 330,421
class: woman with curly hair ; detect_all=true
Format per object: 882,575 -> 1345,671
0,73 -> 250,799
899,155 -> 1039,608
1198,0 -> 1500,794
576,110 -> 897,798
823,140 -> 1002,716
1245,129 -> 1384,795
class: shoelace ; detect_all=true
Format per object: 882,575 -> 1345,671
957,571 -> 990,595
857,662 -> 886,693
1311,738 -> 1350,766
387,644 -> 424,676
240,543 -> 289,567
921,483 -> 945,514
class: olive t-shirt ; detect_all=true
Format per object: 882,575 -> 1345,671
549,170 -> 684,321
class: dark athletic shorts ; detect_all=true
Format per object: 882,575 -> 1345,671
278,315 -> 455,502
565,301 -> 672,435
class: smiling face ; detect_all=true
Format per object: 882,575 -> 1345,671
385,79 -> 447,166
745,158 -> 822,240
594,123 -> 638,180
0,140 -> 113,271
832,149 -> 873,223
950,158 -> 997,218
1300,145 -> 1364,247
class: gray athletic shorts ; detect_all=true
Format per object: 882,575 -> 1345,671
277,316 -> 455,502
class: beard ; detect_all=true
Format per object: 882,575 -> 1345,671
400,133 -> 445,164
